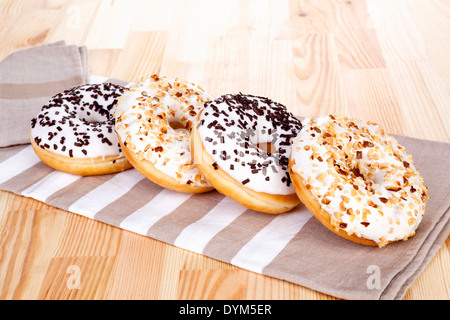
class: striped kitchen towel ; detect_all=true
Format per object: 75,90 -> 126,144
0,41 -> 89,147
0,76 -> 449,300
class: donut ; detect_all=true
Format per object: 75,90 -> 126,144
289,114 -> 429,247
114,74 -> 214,193
30,83 -> 132,176
191,93 -> 303,214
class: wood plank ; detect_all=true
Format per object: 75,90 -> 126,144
83,0 -> 135,49
405,0 -> 450,95
341,68 -> 404,134
88,31 -> 168,82
177,269 -> 339,299
0,209 -> 65,299
367,0 -> 428,63
39,256 -> 116,299
292,33 -> 346,117
105,231 -> 181,299
404,239 -> 450,299
45,0 -> 101,45
388,60 -> 450,141
0,8 -> 62,58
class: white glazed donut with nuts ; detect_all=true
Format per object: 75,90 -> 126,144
114,74 -> 214,193
289,114 -> 429,247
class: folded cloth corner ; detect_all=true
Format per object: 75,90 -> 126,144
0,41 -> 89,147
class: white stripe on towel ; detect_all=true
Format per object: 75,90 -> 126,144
230,209 -> 313,273
120,188 -> 192,235
0,146 -> 41,184
174,197 -> 248,253
21,170 -> 81,202
68,169 -> 144,219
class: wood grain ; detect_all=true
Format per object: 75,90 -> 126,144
0,0 -> 449,300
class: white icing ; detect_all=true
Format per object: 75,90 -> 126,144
31,83 -> 125,159
114,75 -> 213,187
197,94 -> 303,195
290,114 -> 428,246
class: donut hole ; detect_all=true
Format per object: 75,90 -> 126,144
82,118 -> 110,127
169,120 -> 190,134
248,129 -> 277,155
350,161 -> 386,191
369,169 -> 386,186
79,111 -> 110,126
256,142 -> 274,153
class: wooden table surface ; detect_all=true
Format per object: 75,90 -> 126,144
0,0 -> 449,300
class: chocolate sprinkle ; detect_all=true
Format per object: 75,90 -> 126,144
199,93 -> 303,189
31,83 -> 125,158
